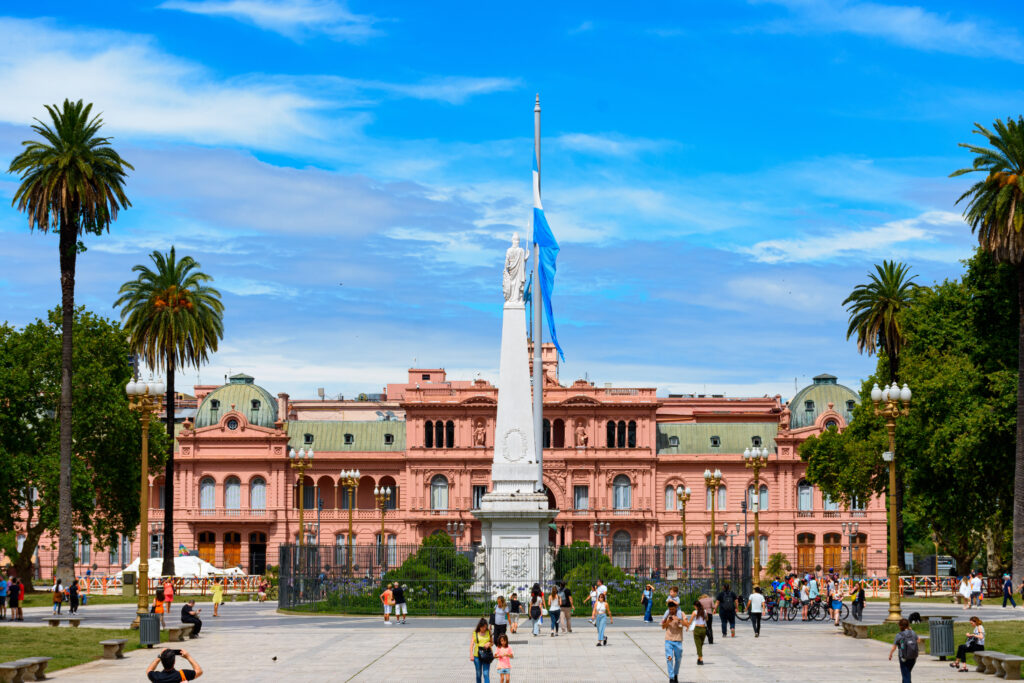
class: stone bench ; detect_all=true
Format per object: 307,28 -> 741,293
973,651 -> 1001,675
43,616 -> 81,627
100,639 -> 128,660
20,657 -> 51,681
975,652 -> 1024,679
916,635 -> 929,654
0,656 -> 52,683
841,619 -> 868,638
166,623 -> 194,642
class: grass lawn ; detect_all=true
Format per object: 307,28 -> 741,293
0,626 -> 164,672
868,619 -> 1024,657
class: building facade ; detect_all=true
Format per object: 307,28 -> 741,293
19,351 -> 887,579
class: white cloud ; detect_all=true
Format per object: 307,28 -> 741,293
159,0 -> 380,41
569,20 -> 594,35
744,210 -> 965,263
754,0 -> 1024,62
350,76 -> 520,105
554,133 -> 670,157
217,276 -> 299,297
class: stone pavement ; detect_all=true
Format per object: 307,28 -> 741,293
13,601 -> 1021,682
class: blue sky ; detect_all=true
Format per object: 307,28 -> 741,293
1,0 -> 1020,400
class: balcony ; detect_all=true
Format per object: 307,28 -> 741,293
179,508 -> 276,522
823,511 -> 841,518
797,511 -> 815,518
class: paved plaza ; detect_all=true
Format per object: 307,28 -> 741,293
7,600 -> 1020,682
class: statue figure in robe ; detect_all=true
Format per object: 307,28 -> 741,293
503,232 -> 529,303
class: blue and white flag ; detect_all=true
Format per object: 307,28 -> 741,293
532,152 -> 564,360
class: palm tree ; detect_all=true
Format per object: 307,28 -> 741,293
951,115 -> 1024,586
843,260 -> 917,571
8,100 -> 132,583
114,247 -> 223,576
842,260 -> 918,383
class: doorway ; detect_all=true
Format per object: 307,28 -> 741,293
248,532 -> 267,575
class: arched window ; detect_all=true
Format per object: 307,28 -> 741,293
250,399 -> 261,418
706,485 -> 726,511
824,420 -> 838,430
334,533 -> 348,567
616,420 -> 626,448
852,532 -> 867,571
343,433 -> 354,445
748,534 -> 768,566
199,477 -> 215,510
797,480 -> 814,511
224,476 -> 241,509
605,421 -> 615,447
430,475 -> 449,510
665,485 -> 676,510
747,484 -> 769,512
542,419 -> 551,449
759,484 -> 768,511
435,421 -> 444,448
823,532 -> 842,569
665,535 -> 676,567
796,533 -> 816,574
445,420 -> 455,448
612,530 -> 631,568
612,475 -> 632,509
250,477 -> 266,510
424,420 -> 434,448
553,419 -> 565,448
627,420 -> 637,448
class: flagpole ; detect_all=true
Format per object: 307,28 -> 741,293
533,94 -> 544,493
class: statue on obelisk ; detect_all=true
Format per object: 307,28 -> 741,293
503,232 -> 529,304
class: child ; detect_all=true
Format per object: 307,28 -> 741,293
508,593 -> 521,634
494,633 -> 513,683
380,584 -> 394,624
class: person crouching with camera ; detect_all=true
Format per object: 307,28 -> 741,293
146,648 -> 203,682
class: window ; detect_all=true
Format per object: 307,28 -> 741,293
665,485 -> 677,510
706,485 -> 727,510
334,533 -> 348,567
627,420 -> 637,448
668,435 -> 679,448
616,420 -> 626,448
752,436 -> 762,447
851,496 -> 866,510
303,433 -> 314,445
197,532 -> 214,564
384,433 -> 395,445
302,482 -> 315,510
605,421 -> 615,447
445,420 -> 455,448
805,400 -> 815,412
543,419 -> 551,449
612,530 -> 631,568
75,535 -> 91,564
151,533 -> 163,560
122,535 -> 131,565
199,477 -> 215,509
748,534 -> 768,566
846,400 -> 856,412
156,482 -> 166,510
250,477 -> 266,510
747,484 -> 768,512
824,420 -> 838,430
553,419 -> 565,448
797,480 -> 813,511
435,421 -> 444,448
472,485 -> 487,509
210,399 -> 220,411
422,373 -> 430,380
340,485 -> 353,510
251,399 -> 261,413
710,435 -> 721,448
759,484 -> 769,511
430,475 -> 449,510
225,476 -> 241,509
612,475 -> 632,509
574,485 -> 589,510
344,433 -> 354,445
226,419 -> 238,430
665,536 -> 675,567
109,540 -> 120,565
823,494 -> 839,512
424,420 -> 434,448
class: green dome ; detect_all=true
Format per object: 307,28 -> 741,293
194,373 -> 278,428
789,374 -> 859,429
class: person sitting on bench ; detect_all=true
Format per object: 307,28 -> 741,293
180,600 -> 203,637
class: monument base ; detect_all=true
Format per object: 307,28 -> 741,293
471,492 -> 558,594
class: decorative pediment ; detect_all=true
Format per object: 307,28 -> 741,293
560,395 -> 602,406
459,395 -> 498,406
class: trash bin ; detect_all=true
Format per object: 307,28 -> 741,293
139,613 -> 161,648
929,615 -> 955,660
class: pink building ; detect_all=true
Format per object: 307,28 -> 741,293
21,353 -> 886,579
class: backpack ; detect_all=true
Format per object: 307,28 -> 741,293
899,632 -> 919,661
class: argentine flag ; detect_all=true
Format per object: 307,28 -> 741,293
532,152 -> 564,361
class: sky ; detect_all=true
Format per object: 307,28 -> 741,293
1,0 -> 1020,401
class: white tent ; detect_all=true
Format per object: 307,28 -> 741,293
114,556 -> 227,579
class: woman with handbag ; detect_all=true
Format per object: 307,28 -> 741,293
470,617 -> 494,683
530,588 -> 545,637
952,616 -> 985,672
492,596 -> 509,639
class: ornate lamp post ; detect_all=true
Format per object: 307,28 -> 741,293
340,469 -> 360,575
674,486 -> 692,573
743,446 -> 769,586
126,375 -> 165,629
446,521 -> 466,544
374,485 -> 392,570
288,448 -> 314,547
593,521 -> 611,552
871,381 -> 911,623
842,521 -> 860,582
704,469 -> 723,570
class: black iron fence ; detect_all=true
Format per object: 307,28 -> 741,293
278,542 -> 751,616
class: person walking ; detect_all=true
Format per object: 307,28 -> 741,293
493,633 -> 513,683
52,579 -> 64,615
715,582 -> 738,638
379,583 -> 394,624
470,617 -> 493,683
746,586 -> 765,638
662,600 -> 685,683
969,572 -> 983,608
16,577 -> 24,621
958,576 -> 971,609
212,578 -> 223,617
492,596 -> 509,640
69,579 -> 80,615
8,578 -> 19,621
181,599 -> 203,637
1002,574 -> 1017,608
0,575 -> 7,621
642,583 -> 654,623
393,583 -> 408,624
529,587 -> 544,637
952,616 -> 985,672
688,598 -> 708,665
889,617 -> 919,683
508,592 -> 521,634
697,593 -> 714,645
831,582 -> 845,626
163,579 -> 175,615
852,580 -> 866,621
559,581 -> 574,632
592,592 -> 612,646
154,593 -> 167,628
547,586 -> 561,636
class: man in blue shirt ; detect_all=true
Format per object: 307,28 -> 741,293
1003,574 -> 1017,608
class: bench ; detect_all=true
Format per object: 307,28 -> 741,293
0,656 -> 52,683
841,619 -> 868,638
166,623 -> 194,642
43,616 -> 81,627
100,639 -> 127,660
973,651 -> 1001,675
20,657 -> 51,680
977,652 -> 1024,679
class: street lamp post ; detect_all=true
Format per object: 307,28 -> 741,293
340,469 -> 360,575
374,486 -> 392,570
871,381 -> 911,623
743,446 -> 769,587
704,469 -> 723,571
675,486 -> 692,572
446,521 -> 466,545
288,448 -> 314,547
593,521 -> 611,552
126,375 -> 165,629
842,521 -> 860,582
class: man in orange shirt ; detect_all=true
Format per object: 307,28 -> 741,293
380,585 -> 394,624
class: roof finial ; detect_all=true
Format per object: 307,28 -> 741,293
535,93 -> 540,112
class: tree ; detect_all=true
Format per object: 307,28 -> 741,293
7,100 -> 132,583
114,247 -> 223,576
0,308 -> 168,586
952,116 -> 1024,582
842,260 -> 917,568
